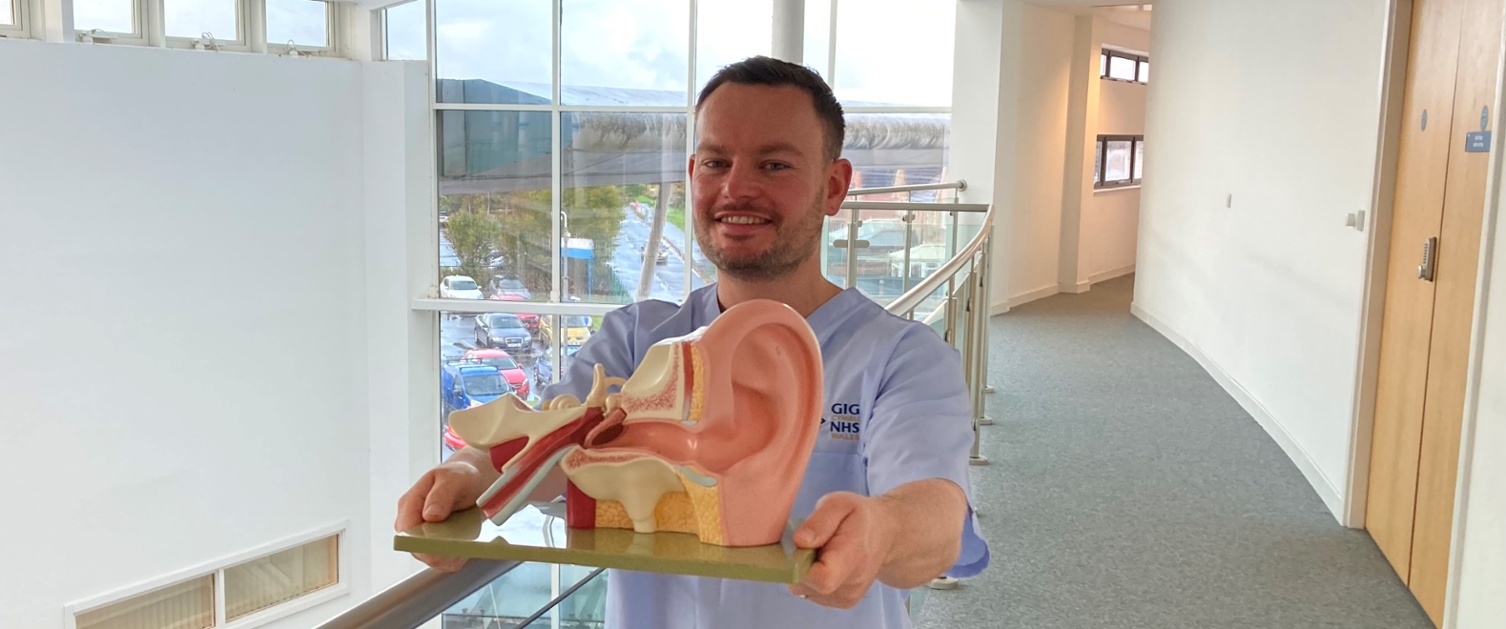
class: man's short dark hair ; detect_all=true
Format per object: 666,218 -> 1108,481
695,56 -> 846,162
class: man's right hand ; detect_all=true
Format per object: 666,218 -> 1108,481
395,451 -> 492,572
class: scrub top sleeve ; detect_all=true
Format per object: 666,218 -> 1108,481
863,326 -> 991,579
539,306 -> 639,404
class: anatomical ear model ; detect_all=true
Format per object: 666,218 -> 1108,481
448,299 -> 824,548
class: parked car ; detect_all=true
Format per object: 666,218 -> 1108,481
475,312 -> 533,354
440,275 -> 484,299
460,348 -> 531,399
440,363 -> 512,452
540,315 -> 593,356
492,276 -> 531,300
489,293 -> 540,334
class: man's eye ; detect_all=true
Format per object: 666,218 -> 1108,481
765,162 -> 790,171
703,160 -> 727,169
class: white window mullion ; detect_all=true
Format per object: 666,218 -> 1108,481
214,568 -> 229,627
684,0 -> 699,299
549,0 -> 562,304
246,0 -> 266,53
143,0 -> 163,46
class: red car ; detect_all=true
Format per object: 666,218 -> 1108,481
460,348 -> 529,399
489,293 -> 539,333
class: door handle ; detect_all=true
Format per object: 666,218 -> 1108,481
1417,236 -> 1439,282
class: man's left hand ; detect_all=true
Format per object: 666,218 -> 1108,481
787,491 -> 898,609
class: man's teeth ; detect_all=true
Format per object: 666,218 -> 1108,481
721,216 -> 768,225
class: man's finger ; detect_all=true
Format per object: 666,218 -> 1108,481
799,559 -> 842,596
395,473 -> 437,531
795,493 -> 859,549
422,474 -> 464,522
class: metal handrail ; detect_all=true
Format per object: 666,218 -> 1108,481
313,559 -> 523,629
845,180 -> 967,196
841,201 -> 989,213
886,206 -> 995,317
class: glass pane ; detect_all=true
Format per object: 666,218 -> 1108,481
1094,139 -> 1103,184
76,576 -> 214,629
561,0 -> 689,106
267,0 -> 327,48
442,560 -> 556,626
695,0 -> 772,96
2,0 -> 14,26
165,0 -> 237,40
1134,139 -> 1145,181
439,110 -> 554,300
562,112 -> 689,305
384,0 -> 426,60
833,0 -> 954,107
534,566 -> 607,628
803,0 -> 832,76
1108,54 -> 1137,81
1138,60 -> 1150,83
844,113 -> 950,197
1099,52 -> 1107,77
441,309 -> 547,460
74,0 -> 135,34
225,536 -> 338,620
436,0 -> 552,105
1105,140 -> 1131,182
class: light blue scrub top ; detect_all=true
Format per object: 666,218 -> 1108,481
542,285 -> 990,629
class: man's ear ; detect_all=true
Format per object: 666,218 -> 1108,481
824,158 -> 854,217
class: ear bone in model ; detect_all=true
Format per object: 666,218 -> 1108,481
446,299 -> 825,547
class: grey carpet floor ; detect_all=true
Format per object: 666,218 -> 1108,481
912,274 -> 1434,629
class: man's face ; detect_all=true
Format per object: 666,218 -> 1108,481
689,83 -> 851,282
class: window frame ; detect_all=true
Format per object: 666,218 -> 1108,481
264,0 -> 338,56
0,0 -> 27,38
73,0 -> 150,45
69,0 -> 340,55
1094,134 -> 1144,189
1100,47 -> 1149,85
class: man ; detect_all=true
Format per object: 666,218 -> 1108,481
396,56 -> 989,627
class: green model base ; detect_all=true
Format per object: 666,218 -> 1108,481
395,504 -> 816,584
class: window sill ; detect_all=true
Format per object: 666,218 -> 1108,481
1093,185 -> 1142,194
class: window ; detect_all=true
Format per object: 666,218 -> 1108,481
1,0 -> 20,35
266,0 -> 331,50
69,531 -> 343,629
1101,48 -> 1149,84
1094,135 -> 1144,189
71,0 -> 339,54
74,0 -> 139,38
164,0 -> 239,41
382,0 -> 426,60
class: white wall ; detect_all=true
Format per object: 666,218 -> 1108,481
1084,21 -> 1150,285
989,1 -> 1075,309
1132,0 -> 1390,516
0,40 -> 387,629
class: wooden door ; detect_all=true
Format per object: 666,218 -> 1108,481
1367,0 -> 1500,625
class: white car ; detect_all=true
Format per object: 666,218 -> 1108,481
440,275 -> 484,299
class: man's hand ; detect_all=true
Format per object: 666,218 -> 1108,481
787,492 -> 899,609
394,455 -> 490,572
788,479 -> 967,608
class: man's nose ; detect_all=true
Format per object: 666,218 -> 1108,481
721,162 -> 759,200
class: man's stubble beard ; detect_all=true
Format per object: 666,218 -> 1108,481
695,190 -> 828,283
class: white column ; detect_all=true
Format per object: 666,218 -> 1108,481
35,0 -> 72,42
771,0 -> 804,64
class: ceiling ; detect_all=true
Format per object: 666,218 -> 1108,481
1028,1 -> 1154,29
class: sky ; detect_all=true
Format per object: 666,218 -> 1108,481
395,0 -> 956,108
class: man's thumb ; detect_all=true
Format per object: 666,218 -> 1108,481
795,493 -> 857,548
422,477 -> 461,521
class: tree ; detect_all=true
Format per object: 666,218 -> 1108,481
445,208 -> 503,290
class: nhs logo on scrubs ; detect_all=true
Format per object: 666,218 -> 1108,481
821,403 -> 862,441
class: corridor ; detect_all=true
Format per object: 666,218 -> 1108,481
914,275 -> 1434,629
